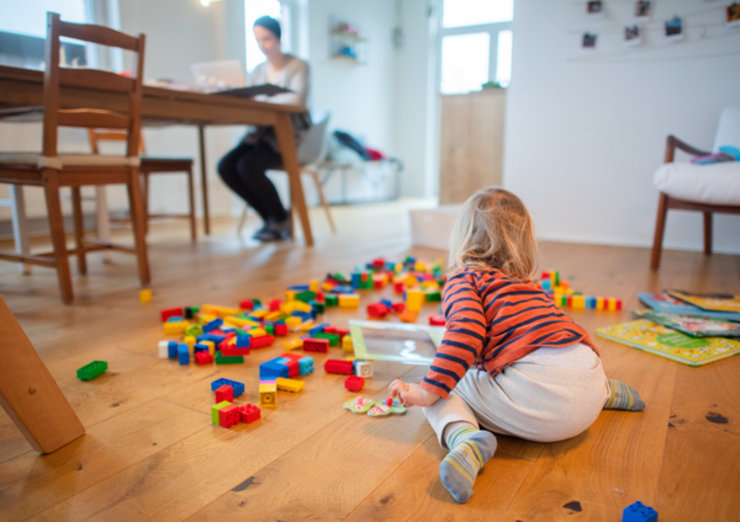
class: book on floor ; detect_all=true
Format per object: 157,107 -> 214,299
666,290 -> 740,314
637,292 -> 740,321
596,319 -> 740,366
631,309 -> 740,338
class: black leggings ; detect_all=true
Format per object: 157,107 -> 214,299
217,140 -> 287,223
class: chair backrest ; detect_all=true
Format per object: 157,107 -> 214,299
87,129 -> 146,154
297,110 -> 330,166
42,12 -> 146,159
713,107 -> 740,152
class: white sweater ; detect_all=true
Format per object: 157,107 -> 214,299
248,54 -> 310,107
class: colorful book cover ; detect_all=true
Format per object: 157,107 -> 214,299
595,319 -> 740,366
631,310 -> 740,338
637,292 -> 740,321
667,290 -> 740,314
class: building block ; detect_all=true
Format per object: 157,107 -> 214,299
429,313 -> 446,326
425,290 -> 442,302
211,400 -> 231,424
139,289 -> 152,303
344,375 -> 365,392
284,338 -> 303,351
163,321 -> 188,336
218,404 -> 240,428
367,302 -> 390,318
400,310 -> 418,323
160,307 -> 184,322
158,340 -> 177,359
219,344 -> 250,357
201,304 -> 240,317
303,337 -> 330,353
324,359 -> 354,374
298,356 -> 314,375
622,501 -> 658,522
314,332 -> 340,346
76,360 -> 107,381
392,302 -> 406,312
342,335 -> 354,353
260,358 -> 290,379
310,323 -> 329,336
215,384 -> 234,403
250,334 -> 275,349
324,294 -> 338,307
274,323 -> 288,336
276,377 -> 305,393
259,382 -> 277,408
177,344 -> 190,365
338,293 -> 360,308
238,404 -> 261,423
194,351 -> 213,365
211,378 -> 245,397
215,352 -> 244,364
310,300 -> 325,314
355,360 -> 373,378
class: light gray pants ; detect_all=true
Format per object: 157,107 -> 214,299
423,343 -> 609,448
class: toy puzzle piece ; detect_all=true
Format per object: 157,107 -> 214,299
367,403 -> 392,417
388,397 -> 407,415
343,396 -> 374,414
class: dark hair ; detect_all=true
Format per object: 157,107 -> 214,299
253,15 -> 281,40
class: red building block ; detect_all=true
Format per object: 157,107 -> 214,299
269,299 -> 282,311
220,344 -> 250,357
239,299 -> 255,311
195,351 -> 214,365
274,323 -> 288,337
367,302 -> 390,319
238,404 -> 261,423
303,337 -> 329,353
215,384 -> 234,403
324,359 -> 354,374
218,404 -> 240,428
334,328 -> 350,340
160,307 -> 184,322
250,334 -> 275,349
394,281 -> 405,294
392,302 -> 406,312
429,313 -> 446,326
344,375 -> 365,392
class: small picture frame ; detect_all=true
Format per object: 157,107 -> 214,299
587,1 -> 604,18
624,25 -> 643,46
635,1 -> 651,20
665,16 -> 684,41
727,3 -> 740,28
582,32 -> 598,49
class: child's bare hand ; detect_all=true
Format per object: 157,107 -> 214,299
388,379 -> 439,407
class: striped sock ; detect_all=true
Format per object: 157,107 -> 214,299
439,426 -> 497,503
604,379 -> 645,411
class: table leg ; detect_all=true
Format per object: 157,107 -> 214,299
274,113 -> 313,247
198,125 -> 210,235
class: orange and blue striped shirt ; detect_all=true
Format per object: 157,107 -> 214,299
421,266 -> 598,399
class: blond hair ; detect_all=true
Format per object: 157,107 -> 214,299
447,187 -> 538,281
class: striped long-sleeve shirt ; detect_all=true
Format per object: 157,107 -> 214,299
421,266 -> 598,399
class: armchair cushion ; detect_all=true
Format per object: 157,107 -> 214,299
653,161 -> 740,206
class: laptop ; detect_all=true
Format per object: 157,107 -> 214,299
190,59 -> 247,91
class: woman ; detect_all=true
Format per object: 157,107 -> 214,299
217,16 -> 310,241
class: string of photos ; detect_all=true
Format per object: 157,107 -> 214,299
573,1 -> 739,57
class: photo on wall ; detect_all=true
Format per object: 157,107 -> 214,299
727,3 -> 740,28
664,16 -> 684,41
635,0 -> 652,19
582,32 -> 598,49
586,1 -> 604,18
624,24 -> 643,46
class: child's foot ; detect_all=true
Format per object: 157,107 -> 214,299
439,428 -> 497,503
604,379 -> 645,411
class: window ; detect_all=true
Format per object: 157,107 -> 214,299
244,0 -> 285,73
439,0 -> 514,94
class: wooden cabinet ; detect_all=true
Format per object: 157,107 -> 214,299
439,89 -> 506,204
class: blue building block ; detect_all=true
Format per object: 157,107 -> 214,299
177,343 -> 190,365
622,501 -> 657,522
298,356 -> 314,375
288,284 -> 310,291
291,310 -> 314,321
193,343 -> 208,353
197,333 -> 226,345
331,285 -> 355,294
236,334 -> 251,348
210,378 -> 245,397
166,316 -> 185,322
380,298 -> 393,308
167,341 -> 179,359
260,357 -> 290,379
310,323 -> 329,336
203,318 -> 223,332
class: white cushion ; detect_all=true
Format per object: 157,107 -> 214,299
654,161 -> 740,205
0,153 -> 140,170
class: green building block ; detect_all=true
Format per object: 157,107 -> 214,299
76,360 -> 107,381
324,294 -> 338,307
309,300 -> 325,314
425,291 -> 442,302
265,323 -> 274,335
314,332 -> 340,346
211,401 -> 231,424
215,352 -> 244,364
295,290 -> 316,303
185,324 -> 204,337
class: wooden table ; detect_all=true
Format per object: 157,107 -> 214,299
0,65 -> 314,246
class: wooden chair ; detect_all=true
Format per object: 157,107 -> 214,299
650,107 -> 740,270
88,129 -> 197,240
0,12 -> 149,303
237,111 -> 336,235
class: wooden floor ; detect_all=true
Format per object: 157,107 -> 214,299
0,201 -> 738,521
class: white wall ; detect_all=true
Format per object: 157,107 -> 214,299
504,0 -> 740,253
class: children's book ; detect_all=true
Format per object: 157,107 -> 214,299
637,292 -> 740,321
631,310 -> 740,338
667,290 -> 740,314
595,319 -> 740,366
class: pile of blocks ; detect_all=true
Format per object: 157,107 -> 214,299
538,270 -> 623,311
210,378 -> 262,428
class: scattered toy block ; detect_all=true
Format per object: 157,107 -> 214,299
177,344 -> 190,365
215,384 -> 234,403
622,501 -> 657,522
218,404 -> 240,428
405,289 -> 425,312
391,302 -> 406,312
276,377 -> 305,393
211,400 -> 231,424
338,294 -> 360,308
158,340 -> 177,359
324,359 -> 354,374
160,307 -> 184,322
367,302 -> 390,319
76,360 -> 107,381
303,337 -> 330,353
342,335 -> 354,353
298,356 -> 314,375
314,332 -> 340,346
250,334 -> 275,349
284,338 -> 303,351
344,375 -> 365,392
259,382 -> 277,408
163,321 -> 188,336
355,360 -> 373,378
139,289 -> 152,303
238,404 -> 261,423
195,351 -> 213,365
274,323 -> 288,336
211,378 -> 244,397
429,313 -> 446,326
260,357 -> 291,379
400,310 -> 418,323
215,352 -> 244,364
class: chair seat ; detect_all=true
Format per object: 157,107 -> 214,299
0,153 -> 140,170
654,161 -> 740,206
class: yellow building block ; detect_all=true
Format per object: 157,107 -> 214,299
406,288 -> 425,312
338,294 -> 360,309
404,274 -> 418,287
249,327 -> 267,337
139,289 -> 152,303
265,311 -> 284,322
276,377 -> 305,393
249,309 -> 268,320
321,282 -> 335,292
198,313 -> 218,325
284,289 -> 296,302
553,293 -> 564,307
224,315 -> 260,329
259,383 -> 277,408
300,322 -> 316,332
342,335 -> 354,353
285,316 -> 302,330
596,297 -> 605,310
202,340 -> 215,356
163,321 -> 188,336
284,338 -> 303,351
571,295 -> 585,309
607,297 -> 617,312
183,335 -> 196,350
201,304 -> 240,317
309,279 -> 319,292
414,261 -> 426,272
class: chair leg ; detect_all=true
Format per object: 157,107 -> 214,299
306,168 -> 336,233
127,168 -> 151,286
703,212 -> 713,256
237,205 -> 249,235
186,167 -> 197,241
9,185 -> 31,274
95,186 -> 112,263
43,171 -> 73,303
140,170 -> 150,236
71,187 -> 87,275
650,192 -> 669,271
